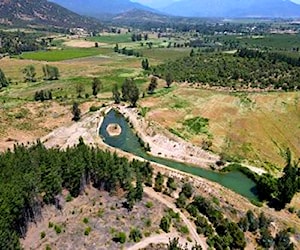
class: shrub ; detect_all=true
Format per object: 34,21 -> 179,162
97,208 -> 104,218
145,201 -> 153,208
113,232 -> 126,244
40,231 -> 46,239
129,227 -> 143,242
145,218 -> 152,227
179,226 -> 189,234
160,215 -> 171,233
84,227 -> 91,236
45,245 -> 52,250
83,217 -> 89,224
48,222 -> 54,228
65,194 -> 73,202
54,225 -> 62,234
288,207 -> 296,213
89,105 -> 100,112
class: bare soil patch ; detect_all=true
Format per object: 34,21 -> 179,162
116,105 -> 219,169
106,123 -> 122,136
64,39 -> 108,48
21,187 -> 167,250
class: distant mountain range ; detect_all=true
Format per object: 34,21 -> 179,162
0,0 -> 101,29
49,0 -> 156,18
161,0 -> 300,18
2,0 -> 300,31
50,0 -> 300,18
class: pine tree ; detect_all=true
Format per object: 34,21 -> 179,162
72,102 -> 81,121
22,65 -> 36,82
92,78 -> 102,97
147,76 -> 158,94
0,68 -> 9,89
112,84 -> 121,104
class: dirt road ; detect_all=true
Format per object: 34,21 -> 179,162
143,187 -> 207,250
127,233 -> 190,250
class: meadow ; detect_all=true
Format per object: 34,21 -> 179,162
1,32 -> 300,170
17,48 -> 106,61
87,33 -> 132,44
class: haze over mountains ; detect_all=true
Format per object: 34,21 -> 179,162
51,0 -> 300,18
50,0 -> 155,17
2,0 -> 300,30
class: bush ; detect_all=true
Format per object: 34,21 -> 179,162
145,201 -> 153,208
54,225 -> 62,234
89,105 -> 101,112
83,217 -> 89,224
40,231 -> 46,239
113,232 -> 127,244
288,207 -> 296,213
65,194 -> 73,202
250,199 -> 263,207
175,193 -> 187,208
97,208 -> 104,218
48,222 -> 54,228
84,227 -> 91,236
179,226 -> 189,234
129,227 -> 142,242
181,183 -> 193,199
145,218 -> 152,227
160,215 -> 171,233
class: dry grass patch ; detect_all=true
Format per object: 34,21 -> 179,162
141,86 -> 300,170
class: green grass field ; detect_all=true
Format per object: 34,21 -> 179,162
18,48 -> 104,62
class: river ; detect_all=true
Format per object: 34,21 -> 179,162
99,109 -> 258,201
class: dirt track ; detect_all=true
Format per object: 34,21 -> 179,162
38,105 -> 300,249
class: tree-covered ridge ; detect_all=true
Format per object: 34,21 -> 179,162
152,49 -> 300,91
0,139 -> 152,249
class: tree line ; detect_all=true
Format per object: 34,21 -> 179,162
152,50 -> 300,91
0,139 -> 153,249
223,149 -> 300,210
0,30 -> 45,55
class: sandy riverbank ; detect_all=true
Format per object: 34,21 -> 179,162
116,105 -> 220,169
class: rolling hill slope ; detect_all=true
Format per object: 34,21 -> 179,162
0,0 -> 101,29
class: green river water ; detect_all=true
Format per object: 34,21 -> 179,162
100,109 -> 258,201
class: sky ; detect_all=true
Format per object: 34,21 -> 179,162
133,0 -> 300,8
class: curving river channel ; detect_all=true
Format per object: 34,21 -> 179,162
100,109 -> 258,201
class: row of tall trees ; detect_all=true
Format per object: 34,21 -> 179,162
152,51 -> 300,90
0,139 -> 153,249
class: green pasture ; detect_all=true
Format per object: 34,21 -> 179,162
17,48 -> 105,62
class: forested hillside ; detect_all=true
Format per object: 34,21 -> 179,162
152,49 -> 300,90
0,139 -> 152,249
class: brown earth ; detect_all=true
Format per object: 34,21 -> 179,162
14,105 -> 300,249
106,123 -> 122,137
